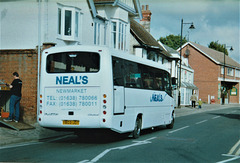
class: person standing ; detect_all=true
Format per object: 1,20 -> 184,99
190,93 -> 197,108
4,72 -> 22,122
198,99 -> 203,109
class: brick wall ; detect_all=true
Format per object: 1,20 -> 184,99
228,83 -> 239,103
182,45 -> 220,104
0,49 -> 38,124
183,45 -> 239,104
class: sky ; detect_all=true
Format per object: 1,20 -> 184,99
140,0 -> 240,64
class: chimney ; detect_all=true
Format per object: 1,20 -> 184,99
140,5 -> 152,32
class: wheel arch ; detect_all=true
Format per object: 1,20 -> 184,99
136,113 -> 143,128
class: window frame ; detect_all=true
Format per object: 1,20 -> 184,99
94,18 -> 106,45
58,5 -> 82,41
227,67 -> 233,76
111,19 -> 127,51
46,52 -> 100,73
236,69 -> 240,78
221,66 -> 224,75
111,21 -> 117,49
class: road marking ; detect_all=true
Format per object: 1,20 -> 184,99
0,141 -> 43,150
236,148 -> 240,156
78,137 -> 156,163
228,139 -> 240,156
212,116 -> 221,119
168,126 -> 189,134
217,156 -> 240,163
195,120 -> 208,125
0,135 -> 71,150
222,154 -> 237,157
90,149 -> 111,163
218,140 -> 240,163
78,160 -> 89,163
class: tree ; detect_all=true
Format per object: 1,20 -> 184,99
208,41 -> 228,55
158,34 -> 188,50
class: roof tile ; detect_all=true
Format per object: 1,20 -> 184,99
130,19 -> 171,57
189,42 -> 240,68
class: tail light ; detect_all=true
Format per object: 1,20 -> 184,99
103,100 -> 107,104
103,94 -> 107,120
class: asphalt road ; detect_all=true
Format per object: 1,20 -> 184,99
0,106 -> 239,163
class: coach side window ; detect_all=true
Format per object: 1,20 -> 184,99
154,69 -> 164,91
163,72 -> 172,96
124,60 -> 142,88
141,65 -> 154,90
112,57 -> 124,86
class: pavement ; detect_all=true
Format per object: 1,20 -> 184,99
0,103 -> 239,147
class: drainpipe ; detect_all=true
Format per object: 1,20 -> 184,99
37,0 -> 41,116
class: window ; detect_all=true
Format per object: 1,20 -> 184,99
141,66 -> 154,89
124,60 -> 142,88
75,11 -> 79,37
227,68 -> 233,76
154,69 -> 164,91
221,66 -> 224,75
94,22 -> 100,45
94,18 -> 106,45
236,69 -> 240,78
189,73 -> 193,83
184,70 -> 187,82
47,52 -> 100,73
181,69 -> 184,81
111,22 -> 117,48
58,8 -> 61,35
64,10 -> 72,36
188,73 -> 191,83
112,57 -> 124,86
163,72 -> 172,96
118,22 -> 127,50
112,56 -> 172,96
180,88 -> 184,105
111,20 -> 127,51
147,51 -> 157,62
58,5 -> 82,41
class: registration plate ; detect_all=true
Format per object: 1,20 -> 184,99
62,120 -> 79,125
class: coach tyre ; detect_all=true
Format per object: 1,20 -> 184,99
166,112 -> 174,129
133,117 -> 141,139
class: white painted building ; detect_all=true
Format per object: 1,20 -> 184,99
161,44 -> 197,106
1,0 -> 91,49
0,0 -> 142,50
129,15 -> 173,74
180,59 -> 196,106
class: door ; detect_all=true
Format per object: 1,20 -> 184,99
225,91 -> 229,104
113,86 -> 125,114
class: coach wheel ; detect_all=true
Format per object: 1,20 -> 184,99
166,112 -> 174,129
132,117 -> 141,139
